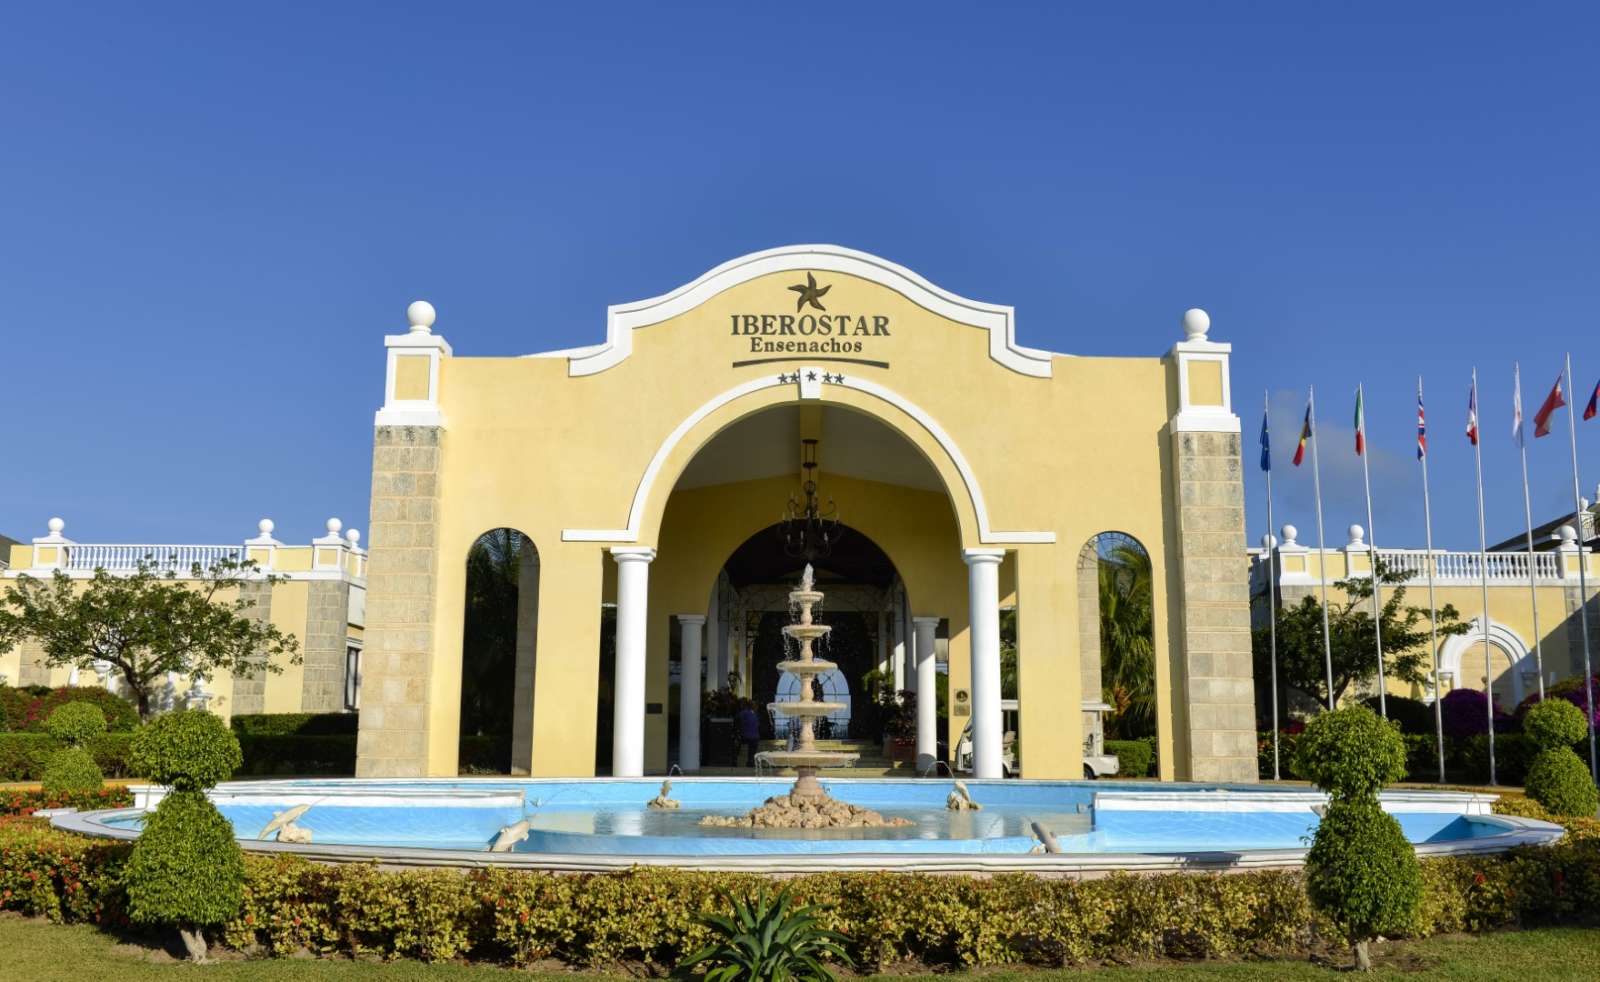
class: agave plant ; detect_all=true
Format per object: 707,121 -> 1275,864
676,887 -> 850,982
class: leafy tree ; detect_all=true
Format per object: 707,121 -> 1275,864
1252,557 -> 1469,710
0,558 -> 300,720
1098,536 -> 1155,739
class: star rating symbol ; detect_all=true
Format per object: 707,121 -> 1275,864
823,372 -> 845,384
787,272 -> 831,312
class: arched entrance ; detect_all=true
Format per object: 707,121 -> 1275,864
458,528 -> 539,775
636,402 -> 972,775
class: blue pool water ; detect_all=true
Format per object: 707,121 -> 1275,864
105,778 -> 1506,857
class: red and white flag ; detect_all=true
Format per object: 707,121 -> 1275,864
1533,374 -> 1566,438
1466,378 -> 1479,446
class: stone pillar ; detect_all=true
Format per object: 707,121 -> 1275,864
677,614 -> 705,772
913,616 -> 939,772
357,299 -> 450,777
1076,540 -> 1106,754
511,545 -> 540,775
611,547 -> 655,777
229,579 -> 274,715
890,588 -> 906,694
964,549 -> 1005,778
1166,308 -> 1257,782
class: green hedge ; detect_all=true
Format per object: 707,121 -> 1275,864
230,713 -> 358,738
0,732 -> 136,781
0,686 -> 139,733
1104,739 -> 1155,778
0,786 -> 133,816
237,735 -> 356,776
1,809 -> 1597,969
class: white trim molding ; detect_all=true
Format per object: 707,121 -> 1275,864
554,245 -> 1056,379
1168,337 -> 1240,434
562,370 -> 1055,545
1438,617 -> 1535,705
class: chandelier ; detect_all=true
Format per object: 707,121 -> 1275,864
781,439 -> 842,561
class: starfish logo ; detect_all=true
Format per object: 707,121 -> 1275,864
787,272 -> 831,313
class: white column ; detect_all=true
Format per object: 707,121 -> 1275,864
676,614 -> 705,772
890,592 -> 907,694
913,616 -> 940,772
965,549 -> 1006,779
610,547 -> 655,777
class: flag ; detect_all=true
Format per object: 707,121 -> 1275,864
1533,374 -> 1566,438
1416,381 -> 1427,460
1466,379 -> 1479,446
1259,407 -> 1271,472
1513,363 -> 1525,447
1585,376 -> 1599,421
1354,387 -> 1367,456
1292,403 -> 1312,466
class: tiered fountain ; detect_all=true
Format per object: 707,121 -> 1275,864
702,564 -> 910,829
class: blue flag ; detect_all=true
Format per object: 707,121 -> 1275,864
1259,409 -> 1271,472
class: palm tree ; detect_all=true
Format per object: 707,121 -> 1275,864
1097,534 -> 1155,739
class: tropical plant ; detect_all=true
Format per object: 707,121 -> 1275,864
676,887 -> 850,982
0,558 -> 300,719
1252,557 -> 1469,709
1097,535 -> 1155,739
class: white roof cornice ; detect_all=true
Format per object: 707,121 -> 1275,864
548,244 -> 1056,379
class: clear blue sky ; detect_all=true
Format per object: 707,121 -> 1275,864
2,2 -> 1595,552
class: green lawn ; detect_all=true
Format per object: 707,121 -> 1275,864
5,914 -> 1599,981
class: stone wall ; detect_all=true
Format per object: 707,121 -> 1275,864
356,425 -> 443,777
300,579 -> 352,712
229,580 -> 274,715
1170,429 -> 1257,782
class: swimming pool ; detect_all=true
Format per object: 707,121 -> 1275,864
54,777 -> 1563,874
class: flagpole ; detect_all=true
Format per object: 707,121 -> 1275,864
1418,376 -> 1446,783
1562,353 -> 1599,783
1309,386 -> 1336,711
1514,363 -> 1546,699
1470,368 -> 1496,786
1357,383 -> 1387,717
1263,390 -> 1281,780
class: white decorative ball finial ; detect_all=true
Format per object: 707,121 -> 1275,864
1182,307 -> 1211,341
407,300 -> 436,334
1280,523 -> 1298,546
1559,524 -> 1578,544
346,528 -> 361,545
1260,533 -> 1277,550
258,518 -> 275,536
326,517 -> 343,535
1347,524 -> 1365,546
46,517 -> 64,535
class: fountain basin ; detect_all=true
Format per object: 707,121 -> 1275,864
761,751 -> 862,769
769,701 -> 848,717
776,659 -> 837,674
52,777 -> 1565,875
782,625 -> 831,641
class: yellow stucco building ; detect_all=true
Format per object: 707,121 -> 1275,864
2,518 -> 367,719
354,245 -> 1259,782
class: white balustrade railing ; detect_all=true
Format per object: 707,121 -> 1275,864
1375,548 -> 1563,583
64,543 -> 245,572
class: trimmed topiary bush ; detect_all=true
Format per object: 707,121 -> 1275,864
1291,705 -> 1406,797
129,709 -> 241,790
125,709 -> 243,960
125,790 -> 246,958
1296,705 -> 1421,971
41,746 -> 104,792
45,701 -> 108,748
1523,700 -> 1598,818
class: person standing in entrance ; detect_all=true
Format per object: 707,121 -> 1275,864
735,700 -> 761,767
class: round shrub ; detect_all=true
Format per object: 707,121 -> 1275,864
40,746 -> 104,792
1439,687 -> 1508,739
1291,705 -> 1406,797
45,701 -> 107,748
130,710 -> 240,791
1524,698 -> 1589,751
125,789 -> 244,932
1525,746 -> 1599,817
1305,797 -> 1422,964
